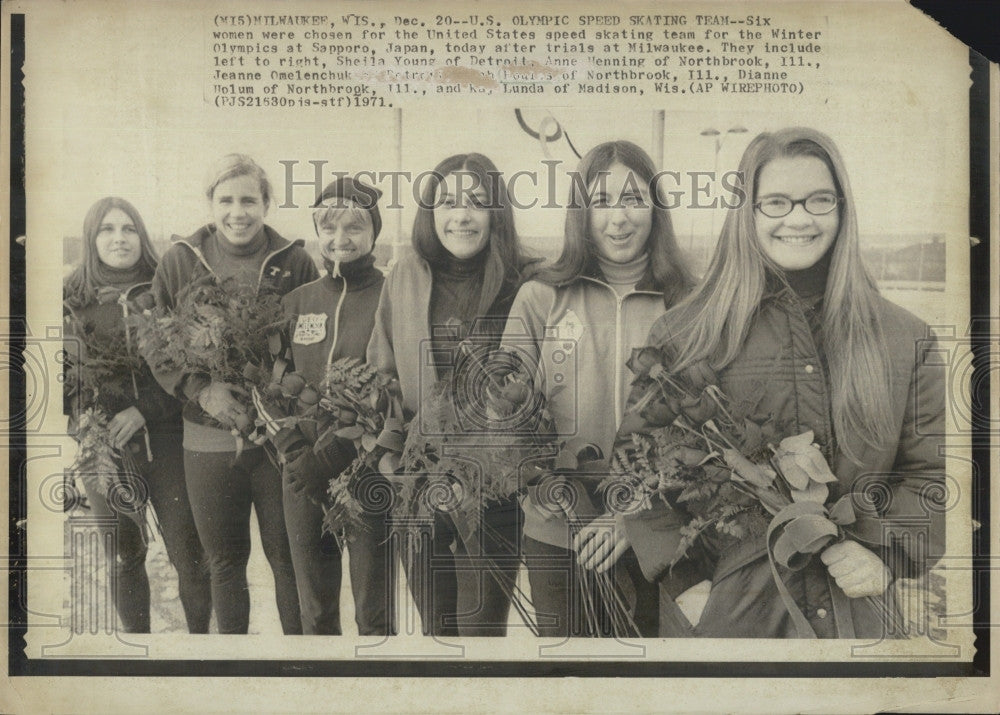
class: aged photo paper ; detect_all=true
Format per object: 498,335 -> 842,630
1,0 -> 997,711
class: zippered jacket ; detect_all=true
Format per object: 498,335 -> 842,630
64,281 -> 182,432
502,276 -> 667,548
366,251 -> 519,413
148,224 -> 319,434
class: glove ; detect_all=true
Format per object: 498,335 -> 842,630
283,448 -> 330,506
283,437 -> 358,506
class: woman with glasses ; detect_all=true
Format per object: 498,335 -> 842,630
616,127 -> 946,637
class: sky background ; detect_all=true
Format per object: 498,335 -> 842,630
26,0 -> 969,325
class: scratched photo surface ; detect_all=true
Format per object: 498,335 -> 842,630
3,0 -> 995,712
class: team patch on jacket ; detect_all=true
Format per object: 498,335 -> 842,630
293,313 -> 328,345
552,309 -> 584,352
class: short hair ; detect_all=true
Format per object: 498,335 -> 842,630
205,153 -> 273,208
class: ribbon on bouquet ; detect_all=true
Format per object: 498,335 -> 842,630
764,495 -> 858,638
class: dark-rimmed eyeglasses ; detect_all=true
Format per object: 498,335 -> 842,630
754,191 -> 841,218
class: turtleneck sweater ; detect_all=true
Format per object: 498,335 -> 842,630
94,261 -> 151,292
783,246 -> 832,300
596,251 -> 649,296
200,227 -> 269,286
429,248 -> 488,376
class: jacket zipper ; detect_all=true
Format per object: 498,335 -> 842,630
578,276 -> 660,428
326,265 -> 349,366
176,237 -> 298,294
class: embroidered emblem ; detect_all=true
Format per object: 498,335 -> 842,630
293,313 -> 327,345
552,309 -> 584,353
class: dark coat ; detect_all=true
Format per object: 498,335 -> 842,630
621,286 -> 946,638
63,281 -> 182,433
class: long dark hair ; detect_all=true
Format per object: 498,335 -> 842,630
63,197 -> 159,309
411,153 -> 534,316
664,127 -> 892,463
531,140 -> 694,307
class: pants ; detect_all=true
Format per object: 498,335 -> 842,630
403,497 -> 521,636
282,479 -> 396,635
184,446 -> 301,634
79,430 -> 211,634
523,535 -> 659,638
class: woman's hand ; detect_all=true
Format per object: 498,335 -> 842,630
821,540 -> 892,598
197,381 -> 248,428
108,406 -> 146,449
573,513 -> 630,574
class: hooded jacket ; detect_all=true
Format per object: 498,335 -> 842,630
619,286 -> 946,638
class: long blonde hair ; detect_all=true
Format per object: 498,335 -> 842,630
666,127 -> 892,462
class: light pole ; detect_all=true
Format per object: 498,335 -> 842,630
700,126 -> 748,238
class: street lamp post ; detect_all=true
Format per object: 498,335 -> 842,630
700,126 -> 748,238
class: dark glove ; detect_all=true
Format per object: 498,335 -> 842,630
283,449 -> 330,506
283,437 -> 357,506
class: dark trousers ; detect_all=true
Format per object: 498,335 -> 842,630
523,535 -> 659,638
184,447 -> 301,634
282,481 -> 396,635
80,430 -> 211,634
404,498 -> 520,636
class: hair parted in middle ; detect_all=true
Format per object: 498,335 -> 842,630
662,126 -> 893,462
530,139 -> 694,308
410,152 -> 535,316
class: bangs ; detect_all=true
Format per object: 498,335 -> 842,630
313,203 -> 371,230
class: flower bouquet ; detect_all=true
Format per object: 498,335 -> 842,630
317,357 -> 406,540
396,342 -> 559,530
132,276 -> 286,448
252,356 -> 407,543
67,408 -> 159,541
606,345 -> 900,635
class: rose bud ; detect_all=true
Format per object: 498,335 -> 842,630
500,381 -> 530,404
265,383 -> 284,400
297,386 -> 320,406
679,393 -> 715,423
626,346 -> 666,378
338,409 -> 358,425
640,397 -> 677,426
280,373 -> 306,396
243,363 -> 263,382
134,293 -> 156,311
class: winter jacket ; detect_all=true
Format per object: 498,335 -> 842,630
282,256 -> 385,388
501,276 -> 667,549
148,224 -> 319,442
272,256 -> 384,465
366,250 -> 519,413
63,281 -> 182,433
620,285 -> 946,638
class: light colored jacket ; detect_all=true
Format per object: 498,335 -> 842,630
502,277 -> 666,548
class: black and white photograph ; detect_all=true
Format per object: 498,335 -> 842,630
2,0 -> 996,712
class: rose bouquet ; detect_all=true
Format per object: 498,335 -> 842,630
132,276 -> 286,446
606,345 -> 901,633
67,408 -> 159,541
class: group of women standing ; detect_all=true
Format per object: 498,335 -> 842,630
63,126 -> 944,638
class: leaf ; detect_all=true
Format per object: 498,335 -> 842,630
789,481 -> 829,504
361,433 -> 378,453
772,430 -> 838,490
335,425 -> 364,440
827,494 -> 856,525
722,449 -> 776,490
